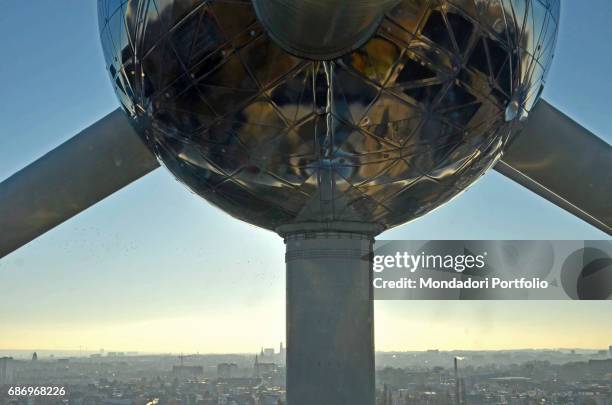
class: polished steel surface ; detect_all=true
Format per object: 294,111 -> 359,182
252,0 -> 400,60
98,0 -> 559,232
496,100 -> 612,235
0,109 -> 160,258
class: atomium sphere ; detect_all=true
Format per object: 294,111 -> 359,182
98,0 -> 559,232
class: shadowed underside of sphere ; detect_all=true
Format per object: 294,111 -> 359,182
98,0 -> 559,232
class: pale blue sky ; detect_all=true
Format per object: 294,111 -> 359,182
0,1 -> 610,353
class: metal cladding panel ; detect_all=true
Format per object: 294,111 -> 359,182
98,0 -> 559,231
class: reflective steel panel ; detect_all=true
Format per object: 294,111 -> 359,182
98,0 -> 559,232
251,0 -> 401,60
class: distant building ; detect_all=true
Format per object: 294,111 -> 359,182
258,346 -> 281,363
254,355 -> 277,378
609,345 -> 612,355
217,363 -> 238,378
259,392 -> 283,405
32,352 -> 38,361
172,365 -> 204,376
588,358 -> 612,373
279,342 -> 286,364
0,357 -> 14,385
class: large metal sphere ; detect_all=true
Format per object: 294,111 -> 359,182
98,0 -> 559,232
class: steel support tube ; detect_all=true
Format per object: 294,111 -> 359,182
283,230 -> 375,405
496,100 -> 611,235
0,109 -> 160,258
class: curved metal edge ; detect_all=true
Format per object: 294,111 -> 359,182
276,221 -> 384,238
252,0 -> 400,60
494,161 -> 610,235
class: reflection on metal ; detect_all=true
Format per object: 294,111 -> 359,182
496,100 -> 612,235
252,0 -> 400,60
98,0 -> 560,233
0,109 -> 159,258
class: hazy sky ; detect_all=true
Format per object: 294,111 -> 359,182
0,2 -> 610,354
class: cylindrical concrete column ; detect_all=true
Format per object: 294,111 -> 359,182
282,229 -> 375,405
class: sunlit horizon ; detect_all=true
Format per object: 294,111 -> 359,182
1,301 -> 611,354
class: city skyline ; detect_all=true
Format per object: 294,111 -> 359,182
2,344 -> 612,360
3,347 -> 611,404
1,300 -> 611,353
